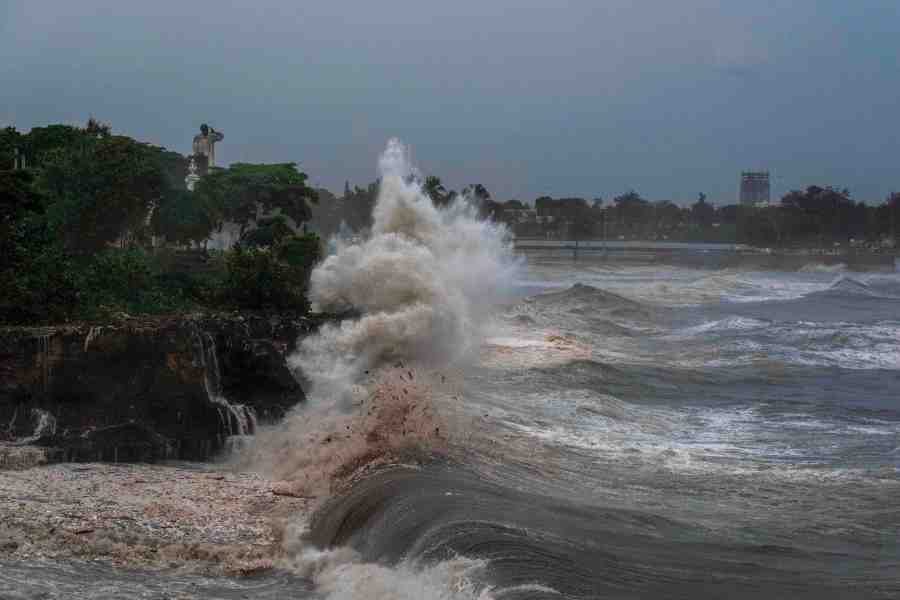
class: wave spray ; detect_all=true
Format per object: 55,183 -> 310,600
296,138 -> 516,401
246,138 -> 517,497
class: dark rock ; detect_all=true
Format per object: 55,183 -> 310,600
61,422 -> 173,463
0,313 -> 333,462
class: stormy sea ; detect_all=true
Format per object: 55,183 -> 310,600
3,141 -> 898,599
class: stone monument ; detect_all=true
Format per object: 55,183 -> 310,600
191,123 -> 224,174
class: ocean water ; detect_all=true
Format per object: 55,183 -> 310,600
301,258 -> 900,600
3,142 -> 898,598
3,259 -> 898,600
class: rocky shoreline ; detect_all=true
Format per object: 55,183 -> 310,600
0,312 -> 348,581
0,312 -> 337,463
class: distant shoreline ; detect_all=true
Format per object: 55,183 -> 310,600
512,237 -> 897,254
512,239 -> 897,271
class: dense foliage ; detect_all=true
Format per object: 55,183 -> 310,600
219,233 -> 320,312
736,187 -> 899,247
314,170 -> 898,249
41,134 -> 168,252
0,121 -> 322,324
196,162 -> 318,236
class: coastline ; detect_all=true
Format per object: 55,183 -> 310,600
512,239 -> 896,271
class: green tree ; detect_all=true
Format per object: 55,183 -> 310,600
39,135 -> 167,252
0,170 -> 79,322
423,175 -> 450,207
612,191 -> 651,234
151,188 -> 213,246
238,215 -> 295,249
220,247 -> 309,311
196,162 -> 318,236
0,126 -> 22,169
690,193 -> 715,228
653,200 -> 683,234
276,231 -> 322,272
21,125 -> 94,167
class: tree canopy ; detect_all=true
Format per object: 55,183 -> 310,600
0,120 -> 325,323
39,134 -> 168,252
195,162 -> 318,235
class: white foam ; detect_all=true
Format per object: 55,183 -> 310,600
16,408 -> 57,444
281,525 -> 497,600
293,138 -> 519,402
669,317 -> 769,339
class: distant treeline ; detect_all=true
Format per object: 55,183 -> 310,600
312,173 -> 899,249
495,188 -> 899,248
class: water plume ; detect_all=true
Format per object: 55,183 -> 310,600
295,138 -> 517,402
246,138 -> 517,496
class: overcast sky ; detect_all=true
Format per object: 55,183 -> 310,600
2,1 -> 898,204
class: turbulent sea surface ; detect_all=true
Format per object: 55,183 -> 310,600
3,141 -> 898,598
3,260 -> 899,600
302,259 -> 900,599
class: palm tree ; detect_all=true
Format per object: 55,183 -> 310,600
423,175 -> 448,207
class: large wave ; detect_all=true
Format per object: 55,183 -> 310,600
295,138 -> 518,402
245,137 -> 517,496
236,139 -> 521,598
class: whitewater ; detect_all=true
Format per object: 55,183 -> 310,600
249,140 -> 900,599
2,141 -> 898,599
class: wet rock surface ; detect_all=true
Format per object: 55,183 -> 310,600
0,313 -> 331,461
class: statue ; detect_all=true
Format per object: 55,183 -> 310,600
192,123 -> 224,173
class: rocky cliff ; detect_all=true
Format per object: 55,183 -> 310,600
0,313 -> 327,463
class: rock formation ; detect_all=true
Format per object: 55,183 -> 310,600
0,313 -> 328,463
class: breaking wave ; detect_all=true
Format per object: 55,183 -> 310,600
294,138 -> 518,401
248,138 -> 517,490
239,140 -> 523,597
822,276 -> 877,297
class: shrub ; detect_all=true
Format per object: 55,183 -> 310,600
76,249 -> 188,319
219,247 -> 310,311
277,232 -> 322,271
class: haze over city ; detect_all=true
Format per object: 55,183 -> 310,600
2,0 -> 899,203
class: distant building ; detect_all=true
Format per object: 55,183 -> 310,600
740,171 -> 770,206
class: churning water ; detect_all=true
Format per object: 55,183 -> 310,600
4,141 -> 898,599
252,141 -> 900,599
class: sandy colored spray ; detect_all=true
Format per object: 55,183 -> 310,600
244,138 -> 518,498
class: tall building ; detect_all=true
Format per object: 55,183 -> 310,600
739,171 -> 770,206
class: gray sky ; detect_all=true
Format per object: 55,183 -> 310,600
2,1 -> 898,205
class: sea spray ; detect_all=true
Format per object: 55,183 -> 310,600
245,138 -> 517,494
261,367 -> 449,498
295,138 -> 518,402
279,536 -> 493,600
238,139 -> 518,599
